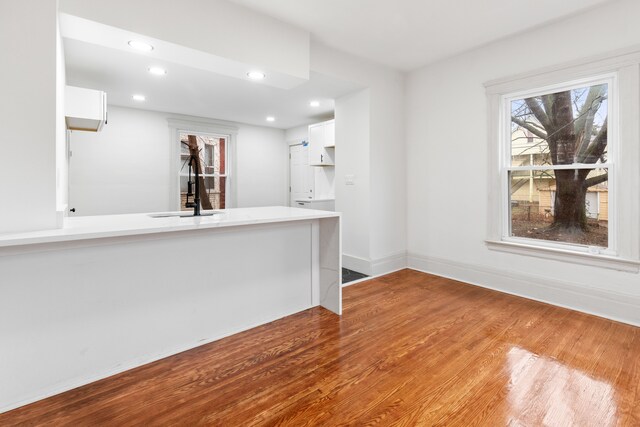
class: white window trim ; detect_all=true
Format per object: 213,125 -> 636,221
485,46 -> 640,273
168,118 -> 238,210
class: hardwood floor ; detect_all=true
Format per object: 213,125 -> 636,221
2,269 -> 639,426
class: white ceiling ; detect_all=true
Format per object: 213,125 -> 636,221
228,0 -> 614,70
64,38 -> 360,129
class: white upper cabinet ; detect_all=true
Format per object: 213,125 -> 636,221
308,123 -> 325,165
65,86 -> 107,132
308,119 -> 335,166
324,120 -> 335,147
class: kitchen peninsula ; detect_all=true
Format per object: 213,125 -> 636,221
0,206 -> 340,412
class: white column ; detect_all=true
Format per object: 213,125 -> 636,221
0,0 -> 59,233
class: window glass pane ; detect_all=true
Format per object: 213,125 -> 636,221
179,133 -> 226,175
511,83 -> 608,167
179,175 -> 225,210
509,168 -> 608,247
179,133 -> 227,210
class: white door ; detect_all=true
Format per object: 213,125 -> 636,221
290,144 -> 312,206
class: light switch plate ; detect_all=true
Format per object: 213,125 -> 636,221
345,174 -> 355,185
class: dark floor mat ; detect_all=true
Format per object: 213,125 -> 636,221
342,268 -> 368,284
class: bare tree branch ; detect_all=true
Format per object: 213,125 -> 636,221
575,85 -> 607,158
527,121 -> 547,132
511,116 -> 548,140
524,98 -> 551,129
580,118 -> 608,163
541,94 -> 554,121
575,86 -> 606,130
583,172 -> 608,188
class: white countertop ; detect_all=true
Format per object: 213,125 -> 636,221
0,206 -> 340,248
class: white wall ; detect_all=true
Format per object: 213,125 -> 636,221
235,124 -> 288,208
312,43 -> 406,274
406,0 -> 640,324
335,90 -> 371,269
69,106 -> 287,215
56,12 -> 68,218
69,106 -> 172,215
0,0 -> 59,233
285,124 -> 309,144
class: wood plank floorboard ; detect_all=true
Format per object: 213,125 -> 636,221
1,269 -> 638,426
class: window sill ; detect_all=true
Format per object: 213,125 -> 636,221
485,240 -> 640,273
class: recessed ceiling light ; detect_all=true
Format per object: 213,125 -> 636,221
128,40 -> 154,52
148,66 -> 167,76
266,116 -> 275,122
309,100 -> 320,107
247,71 -> 266,80
132,94 -> 146,102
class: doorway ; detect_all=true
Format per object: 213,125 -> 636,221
289,144 -> 312,206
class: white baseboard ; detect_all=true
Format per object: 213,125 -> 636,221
342,251 -> 408,277
342,253 -> 372,275
407,252 -> 640,327
371,251 -> 407,276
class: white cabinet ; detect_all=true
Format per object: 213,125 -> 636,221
308,119 -> 335,166
324,120 -> 335,147
65,86 -> 107,132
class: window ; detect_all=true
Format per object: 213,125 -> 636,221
505,78 -> 612,251
485,50 -> 640,272
168,118 -> 237,211
178,132 -> 229,210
